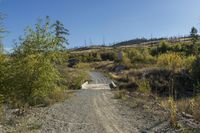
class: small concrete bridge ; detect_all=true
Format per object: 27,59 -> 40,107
82,82 -> 111,90
81,71 -> 115,90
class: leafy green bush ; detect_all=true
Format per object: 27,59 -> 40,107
191,56 -> 200,79
127,48 -> 143,62
191,56 -> 200,92
119,52 -> 132,68
174,43 -> 200,56
69,52 -> 103,62
0,17 -> 70,107
151,41 -> 200,56
158,41 -> 171,53
58,66 -> 90,90
127,48 -> 155,64
183,55 -> 196,71
171,43 -> 183,52
151,41 -> 171,55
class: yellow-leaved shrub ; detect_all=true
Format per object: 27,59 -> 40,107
157,52 -> 183,71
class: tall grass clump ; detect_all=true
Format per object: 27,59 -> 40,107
114,89 -> 127,100
136,80 -> 151,94
161,97 -> 178,128
175,96 -> 200,122
168,97 -> 178,128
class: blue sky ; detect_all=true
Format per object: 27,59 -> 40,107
1,0 -> 200,49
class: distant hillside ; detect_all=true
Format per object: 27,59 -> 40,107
112,36 -> 193,47
70,36 -> 191,51
112,37 -> 167,47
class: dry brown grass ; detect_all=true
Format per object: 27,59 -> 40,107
136,79 -> 151,94
0,104 -> 5,123
47,89 -> 74,105
176,96 -> 200,121
113,90 -> 127,100
109,73 -> 122,81
75,62 -> 91,70
160,95 -> 200,130
160,97 -> 178,128
90,61 -> 114,71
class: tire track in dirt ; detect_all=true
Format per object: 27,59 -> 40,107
94,90 -> 139,133
93,91 -> 123,133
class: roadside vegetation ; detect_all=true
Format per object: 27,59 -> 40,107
0,15 -> 89,125
1,10 -> 200,131
68,26 -> 200,131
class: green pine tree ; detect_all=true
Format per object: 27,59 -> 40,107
190,27 -> 198,45
52,20 -> 69,50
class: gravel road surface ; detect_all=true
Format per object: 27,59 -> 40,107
1,71 -> 176,133
89,71 -> 112,84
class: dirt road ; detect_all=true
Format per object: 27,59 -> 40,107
89,71 -> 112,84
38,71 -> 139,132
1,72 -> 176,133
38,89 -> 139,133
